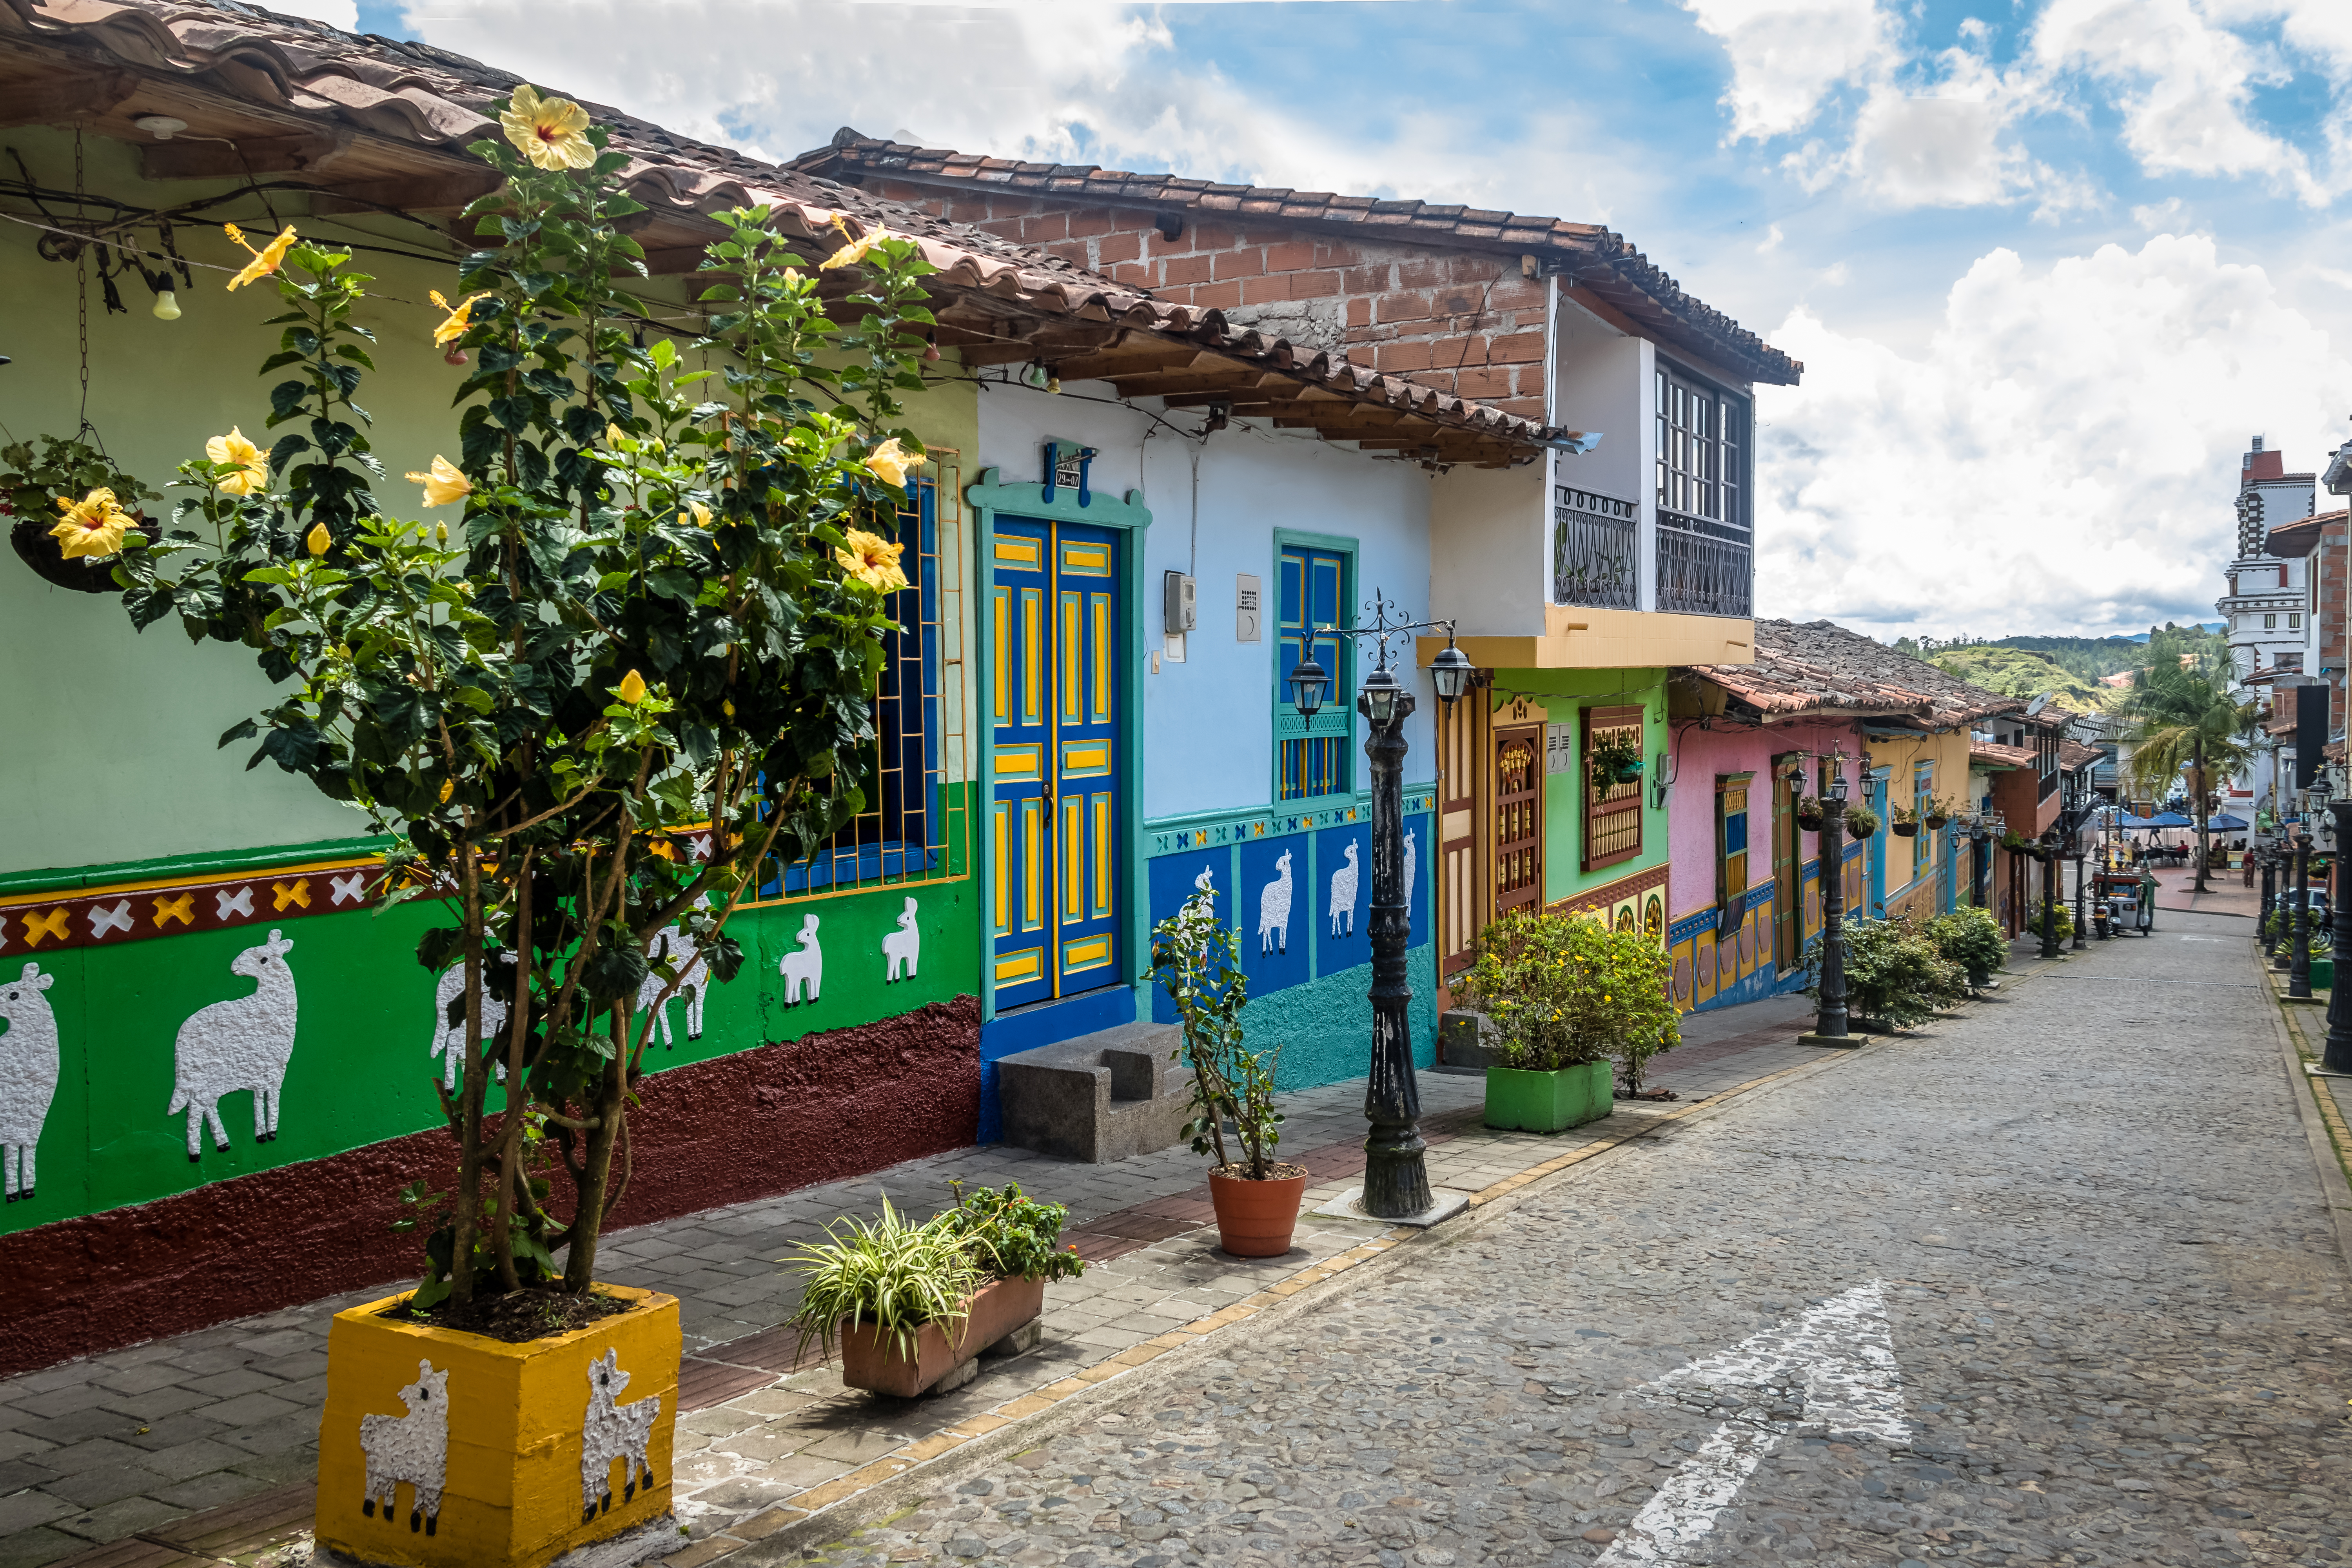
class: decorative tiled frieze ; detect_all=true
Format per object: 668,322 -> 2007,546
0,857 -> 381,958
1145,789 -> 1436,859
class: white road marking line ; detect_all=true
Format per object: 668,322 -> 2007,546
1598,1281 -> 1907,1566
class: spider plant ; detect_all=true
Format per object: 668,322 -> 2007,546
782,1197 -> 984,1364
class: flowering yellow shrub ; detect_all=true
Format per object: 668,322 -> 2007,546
1449,908 -> 1680,1083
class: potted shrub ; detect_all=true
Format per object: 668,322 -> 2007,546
1924,796 -> 1954,831
1807,915 -> 1965,1031
2028,903 -> 2075,944
784,1185 -> 1083,1399
1889,806 -> 1920,838
1845,804 -> 1880,840
1792,795 -> 1825,832
100,87 -> 938,1568
1927,905 -> 2005,991
1150,884 -> 1301,1256
1587,728 -> 1644,791
3,434 -> 160,593
1452,909 -> 1679,1127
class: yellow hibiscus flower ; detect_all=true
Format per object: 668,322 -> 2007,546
405,456 -> 472,508
687,501 -> 712,529
500,84 -> 595,171
224,222 -> 298,290
50,488 -> 131,559
819,215 -> 897,272
306,523 -> 332,557
205,427 -> 271,496
863,437 -> 920,489
428,289 -> 489,347
616,669 -> 648,705
836,528 -> 909,593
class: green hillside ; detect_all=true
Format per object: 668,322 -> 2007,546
1923,646 -> 2112,709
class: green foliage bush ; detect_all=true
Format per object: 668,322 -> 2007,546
933,1182 -> 1087,1285
1810,915 -> 1966,1030
1450,909 -> 1681,1087
1149,886 -> 1286,1178
2028,903 -> 2075,943
1927,905 -> 2007,982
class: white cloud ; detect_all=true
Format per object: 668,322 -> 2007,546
1758,221 -> 1785,253
1680,0 -> 1898,141
1755,234 -> 2352,637
2032,0 -> 2325,203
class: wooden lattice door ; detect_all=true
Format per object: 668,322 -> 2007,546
1437,691 -> 1489,980
1493,725 -> 1544,918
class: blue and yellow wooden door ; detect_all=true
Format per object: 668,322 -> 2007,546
990,519 -> 1122,1007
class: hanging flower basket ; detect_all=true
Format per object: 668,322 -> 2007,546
9,513 -> 129,594
1793,797 -> 1824,832
1890,820 -> 1918,838
1845,806 -> 1879,840
1612,756 -> 1646,785
1924,813 -> 1950,831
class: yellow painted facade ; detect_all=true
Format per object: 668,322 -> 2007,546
317,1286 -> 681,1568
1864,729 -> 1974,922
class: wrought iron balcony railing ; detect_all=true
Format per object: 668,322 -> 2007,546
1655,507 -> 1753,619
1553,486 -> 1638,609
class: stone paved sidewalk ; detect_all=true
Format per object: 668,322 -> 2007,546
1,973 -> 1999,1568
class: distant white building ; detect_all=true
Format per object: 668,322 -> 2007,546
2217,436 -> 2317,684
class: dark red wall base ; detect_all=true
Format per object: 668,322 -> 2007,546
0,996 -> 980,1377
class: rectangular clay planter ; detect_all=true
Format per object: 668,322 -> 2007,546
316,1284 -> 680,1568
838,1274 -> 1047,1398
1484,1061 -> 1614,1132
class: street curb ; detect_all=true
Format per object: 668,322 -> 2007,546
2262,952 -> 2352,1287
703,1024 -> 1926,1565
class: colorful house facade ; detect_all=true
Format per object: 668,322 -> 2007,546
0,0 -> 1550,1370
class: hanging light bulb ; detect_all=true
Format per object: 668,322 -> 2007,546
151,289 -> 181,321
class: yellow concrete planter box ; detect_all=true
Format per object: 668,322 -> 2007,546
316,1284 -> 681,1568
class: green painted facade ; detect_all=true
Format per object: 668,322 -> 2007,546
1488,668 -> 1670,905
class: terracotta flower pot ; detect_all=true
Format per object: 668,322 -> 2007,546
837,1274 -> 1045,1399
1208,1166 -> 1308,1258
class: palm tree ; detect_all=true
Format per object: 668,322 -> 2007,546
2121,662 -> 2259,893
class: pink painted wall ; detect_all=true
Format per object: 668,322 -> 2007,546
1666,718 -> 1869,921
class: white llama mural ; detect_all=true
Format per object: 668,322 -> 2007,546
1403,825 -> 1418,910
635,923 -> 710,1047
1328,839 -> 1361,938
0,963 -> 59,1203
359,1359 -> 448,1537
581,1348 -> 660,1521
777,913 -> 823,1004
1258,850 -> 1294,955
882,898 -> 921,982
427,952 -> 514,1092
168,929 -> 297,1160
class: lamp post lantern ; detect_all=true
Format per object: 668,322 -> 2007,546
2260,847 -> 2279,960
2290,784 -> 2321,1001
1799,758 -> 1853,1047
2326,781 -> 2352,1071
1287,592 -> 1471,1220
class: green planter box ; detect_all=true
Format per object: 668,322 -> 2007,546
1484,1061 -> 1615,1132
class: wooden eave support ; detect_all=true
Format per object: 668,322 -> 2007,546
0,65 -> 141,129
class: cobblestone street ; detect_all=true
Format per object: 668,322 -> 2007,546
795,914 -> 2352,1568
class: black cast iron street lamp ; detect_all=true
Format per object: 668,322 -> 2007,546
2290,781 -> 2325,1001
1286,592 -> 1474,1221
2038,827 -> 2063,960
2326,781 -> 2352,1071
1798,759 -> 1853,1046
2259,847 -> 2279,960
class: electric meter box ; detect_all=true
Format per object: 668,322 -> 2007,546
1164,571 -> 1196,633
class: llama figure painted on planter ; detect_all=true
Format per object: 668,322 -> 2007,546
1328,839 -> 1361,937
0,963 -> 59,1203
1258,850 -> 1294,954
777,914 -> 822,1004
359,1359 -> 448,1535
580,1348 -> 660,1521
882,898 -> 920,982
168,929 -> 297,1160
635,923 -> 710,1046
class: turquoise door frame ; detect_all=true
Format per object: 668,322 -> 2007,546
966,468 -> 1151,1025
1866,766 -> 1890,918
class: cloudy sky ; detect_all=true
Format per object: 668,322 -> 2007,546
305,0 -> 2352,639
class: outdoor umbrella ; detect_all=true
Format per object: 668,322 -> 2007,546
2151,812 -> 2196,828
2207,813 -> 2249,831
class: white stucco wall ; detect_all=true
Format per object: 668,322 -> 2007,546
974,378 -> 1438,824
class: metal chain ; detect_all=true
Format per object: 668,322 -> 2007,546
75,126 -> 91,441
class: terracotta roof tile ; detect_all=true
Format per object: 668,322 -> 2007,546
792,132 -> 1800,386
1971,741 -> 2038,769
1685,619 -> 2023,728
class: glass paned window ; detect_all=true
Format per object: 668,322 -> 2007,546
1717,775 -> 1751,917
1278,544 -> 1353,802
1583,704 -> 1645,872
1655,363 -> 1751,528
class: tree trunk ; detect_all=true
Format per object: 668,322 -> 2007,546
2192,737 -> 2212,894
450,846 -> 486,1308
560,1003 -> 630,1293
491,861 -> 532,1292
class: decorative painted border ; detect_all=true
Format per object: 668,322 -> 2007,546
1549,860 -> 1668,920
1144,788 -> 1438,859
0,854 -> 382,959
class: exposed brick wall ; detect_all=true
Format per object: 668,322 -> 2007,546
867,178 -> 1551,422
2314,521 -> 2346,738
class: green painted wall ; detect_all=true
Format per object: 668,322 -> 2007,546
0,836 -> 977,1240
1487,669 -> 1669,904
0,125 -> 979,879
